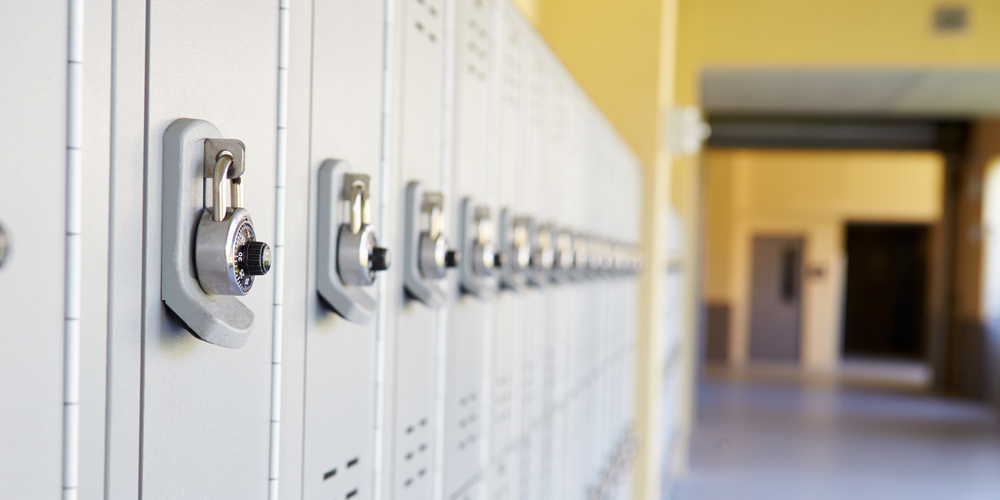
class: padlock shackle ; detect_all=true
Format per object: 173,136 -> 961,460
213,152 -> 234,222
350,182 -> 365,234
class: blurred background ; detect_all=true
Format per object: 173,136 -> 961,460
518,0 -> 1000,498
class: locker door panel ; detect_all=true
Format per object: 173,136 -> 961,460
0,3 -> 67,498
300,2 -> 387,500
488,3 -> 526,470
387,0 -> 447,498
444,0 -> 493,496
141,2 -> 279,498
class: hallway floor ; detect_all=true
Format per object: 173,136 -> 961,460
673,368 -> 1000,500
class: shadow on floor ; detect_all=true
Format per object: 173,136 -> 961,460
671,365 -> 1000,500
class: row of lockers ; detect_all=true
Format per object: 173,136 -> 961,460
0,1 -> 643,500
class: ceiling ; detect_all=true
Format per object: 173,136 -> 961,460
702,69 -> 1000,118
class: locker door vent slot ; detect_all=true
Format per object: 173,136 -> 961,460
324,468 -> 337,480
347,457 -> 359,468
464,15 -> 489,81
346,489 -> 358,499
412,0 -> 439,43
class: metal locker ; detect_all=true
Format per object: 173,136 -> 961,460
140,2 -> 280,497
519,25 -> 557,500
487,1 -> 528,480
290,2 -> 390,500
0,3 -> 68,497
443,0 -> 496,498
383,0 -> 449,498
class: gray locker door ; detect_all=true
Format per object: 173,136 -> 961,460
299,2 -> 388,500
385,0 -> 447,498
443,0 -> 493,497
141,2 -> 279,498
488,2 -> 525,469
0,3 -> 67,498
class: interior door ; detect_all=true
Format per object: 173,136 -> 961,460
749,236 -> 803,362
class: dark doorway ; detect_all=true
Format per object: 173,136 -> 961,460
749,236 -> 803,362
842,223 -> 930,359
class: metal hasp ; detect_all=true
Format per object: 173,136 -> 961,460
403,181 -> 458,307
0,222 -> 8,269
316,160 -> 389,324
458,198 -> 499,298
162,119 -> 263,349
497,209 -> 530,291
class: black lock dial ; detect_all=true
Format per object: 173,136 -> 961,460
244,241 -> 271,276
233,220 -> 269,293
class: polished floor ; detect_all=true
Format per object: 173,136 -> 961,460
673,367 -> 1000,500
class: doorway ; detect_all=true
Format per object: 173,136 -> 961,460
749,236 -> 803,362
842,223 -> 930,359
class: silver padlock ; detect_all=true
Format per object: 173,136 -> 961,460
337,174 -> 390,286
471,207 -> 499,277
195,139 -> 270,295
418,193 -> 460,280
497,210 -> 529,291
511,216 -> 532,273
554,229 -> 575,274
532,224 -> 555,273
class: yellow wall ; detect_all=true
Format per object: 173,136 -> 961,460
509,0 -> 538,24
676,0 -> 1000,105
705,149 -> 944,370
530,0 -> 668,168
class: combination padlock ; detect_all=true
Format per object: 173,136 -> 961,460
195,139 -> 270,295
418,193 -> 460,280
470,207 -> 499,278
554,229 -> 575,273
403,182 -> 458,307
337,174 -> 390,286
497,209 -> 529,290
459,200 -> 500,298
532,224 -> 555,273
510,217 -> 532,274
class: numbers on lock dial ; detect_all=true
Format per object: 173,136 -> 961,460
234,219 -> 256,293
